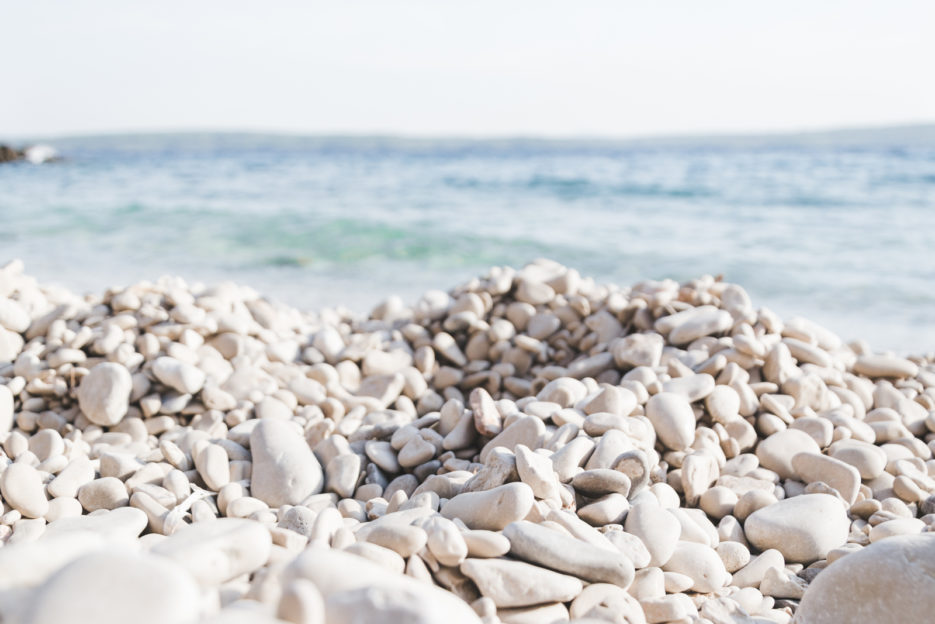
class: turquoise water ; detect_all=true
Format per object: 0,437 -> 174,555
1,133 -> 933,351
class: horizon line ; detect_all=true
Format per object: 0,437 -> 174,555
6,120 -> 935,145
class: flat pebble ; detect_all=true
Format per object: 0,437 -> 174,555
461,557 -> 583,608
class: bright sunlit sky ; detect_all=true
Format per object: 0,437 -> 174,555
3,0 -> 934,138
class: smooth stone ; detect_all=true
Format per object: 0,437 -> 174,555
577,493 -> 630,525
151,518 -> 272,586
667,307 -> 733,346
705,385 -> 741,424
22,551 -> 200,624
365,524 -> 427,558
759,566 -> 807,599
503,520 -> 635,588
645,392 -> 695,451
731,548 -> 785,588
715,541 -> 750,573
325,453 -> 361,498
572,469 -> 632,497
77,477 -> 129,512
1,463 -> 49,519
44,507 -> 148,541
196,444 -> 231,491
612,333 -> 664,368
755,429 -> 821,480
791,452 -> 861,504
277,578 -> 326,624
460,558 -> 583,608
479,416 -> 546,462
661,541 -> 729,593
744,494 -> 849,563
0,299 -> 30,333
604,530 -> 652,569
828,440 -> 887,479
868,518 -> 925,543
796,534 -> 935,624
76,362 -> 133,426
462,529 -> 511,558
424,516 -> 468,567
624,503 -> 681,567
440,483 -> 534,530
285,547 -> 481,624
250,419 -> 324,507
0,531 -> 107,590
569,583 -> 646,623
470,387 -> 503,437
152,356 -> 206,394
514,444 -> 562,502
852,355 -> 919,379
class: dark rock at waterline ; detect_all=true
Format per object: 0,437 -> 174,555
0,144 -> 25,163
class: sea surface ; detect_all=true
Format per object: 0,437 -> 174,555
1,132 -> 933,353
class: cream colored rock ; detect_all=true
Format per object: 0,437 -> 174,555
250,419 -> 324,507
744,494 -> 849,563
152,356 -> 206,394
645,392 -> 695,452
151,518 -> 272,586
624,503 -> 681,567
503,520 -> 635,588
286,547 -> 482,624
661,541 -> 729,593
796,534 -> 935,624
77,477 -> 129,512
440,483 -> 534,530
22,551 -> 201,624
791,452 -> 861,504
1,463 -> 49,519
755,429 -> 821,480
461,558 -> 583,608
852,354 -> 919,379
76,362 -> 133,426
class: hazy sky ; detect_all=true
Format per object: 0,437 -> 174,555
3,0 -> 934,138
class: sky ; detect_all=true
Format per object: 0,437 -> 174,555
2,0 -> 934,138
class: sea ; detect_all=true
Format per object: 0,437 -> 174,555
1,131 -> 933,353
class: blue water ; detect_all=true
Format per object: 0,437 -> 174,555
1,134 -> 933,352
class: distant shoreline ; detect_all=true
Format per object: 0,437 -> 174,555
7,122 -> 935,150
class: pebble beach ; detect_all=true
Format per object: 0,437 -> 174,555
0,257 -> 933,624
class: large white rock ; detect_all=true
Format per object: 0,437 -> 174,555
744,494 -> 848,564
20,551 -> 201,624
285,547 -> 482,624
250,419 -> 323,507
151,518 -> 272,586
796,534 -> 935,624
77,362 -> 133,426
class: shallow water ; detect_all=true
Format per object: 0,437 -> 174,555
1,134 -> 933,352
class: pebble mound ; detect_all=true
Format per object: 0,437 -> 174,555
0,257 -> 933,624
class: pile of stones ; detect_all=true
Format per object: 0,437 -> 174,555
0,257 -> 933,624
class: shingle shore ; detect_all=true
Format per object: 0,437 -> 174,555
0,258 -> 933,624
